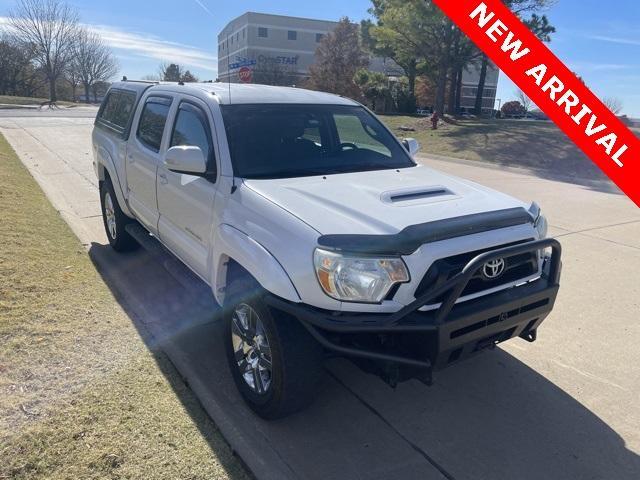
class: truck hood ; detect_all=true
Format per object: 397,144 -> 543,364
243,165 -> 529,235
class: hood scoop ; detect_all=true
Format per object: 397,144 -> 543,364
382,186 -> 457,205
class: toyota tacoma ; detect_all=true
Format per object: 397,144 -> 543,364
93,81 -> 562,419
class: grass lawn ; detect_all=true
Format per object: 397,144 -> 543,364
0,95 -> 76,107
380,115 -> 620,180
0,133 -> 248,479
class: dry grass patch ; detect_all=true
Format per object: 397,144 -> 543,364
0,95 -> 76,107
0,133 -> 248,480
381,115 -> 609,180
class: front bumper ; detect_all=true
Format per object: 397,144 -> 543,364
265,239 -> 562,372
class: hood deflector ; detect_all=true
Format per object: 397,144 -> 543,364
317,207 -> 534,256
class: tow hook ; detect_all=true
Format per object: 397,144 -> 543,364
520,329 -> 537,343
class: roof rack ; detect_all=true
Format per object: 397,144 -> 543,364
121,76 -> 159,84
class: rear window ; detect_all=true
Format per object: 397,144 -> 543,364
136,97 -> 172,152
96,90 -> 136,135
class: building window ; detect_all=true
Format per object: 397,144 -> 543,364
243,28 -> 246,38
258,27 -> 268,38
316,33 -> 324,43
288,30 -> 297,41
236,32 -> 239,42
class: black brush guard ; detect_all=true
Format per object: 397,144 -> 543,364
265,239 -> 562,373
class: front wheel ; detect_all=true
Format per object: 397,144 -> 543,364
224,277 -> 323,419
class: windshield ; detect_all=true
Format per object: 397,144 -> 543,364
220,104 -> 416,179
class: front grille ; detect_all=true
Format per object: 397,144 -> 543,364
414,239 -> 538,304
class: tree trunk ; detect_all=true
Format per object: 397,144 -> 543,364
48,76 -> 57,103
455,67 -> 463,112
447,68 -> 458,115
435,21 -> 455,115
435,65 -> 448,115
474,54 -> 488,116
406,59 -> 417,114
448,29 -> 461,115
84,83 -> 91,104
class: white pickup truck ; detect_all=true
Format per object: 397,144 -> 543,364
93,80 -> 561,419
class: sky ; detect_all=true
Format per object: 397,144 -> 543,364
0,0 -> 638,116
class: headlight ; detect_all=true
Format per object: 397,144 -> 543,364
313,249 -> 410,303
529,202 -> 548,239
535,214 -> 548,239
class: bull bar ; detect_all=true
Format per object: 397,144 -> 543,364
265,239 -> 562,372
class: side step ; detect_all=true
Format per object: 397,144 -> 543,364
125,222 -> 165,258
124,222 -> 207,293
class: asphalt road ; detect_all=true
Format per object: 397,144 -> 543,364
1,110 -> 638,480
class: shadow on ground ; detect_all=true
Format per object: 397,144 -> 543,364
438,120 -> 622,196
89,242 -> 640,480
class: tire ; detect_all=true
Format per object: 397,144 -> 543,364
224,275 -> 323,419
100,178 -> 139,252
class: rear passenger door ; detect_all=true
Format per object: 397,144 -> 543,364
126,95 -> 173,233
157,98 -> 218,280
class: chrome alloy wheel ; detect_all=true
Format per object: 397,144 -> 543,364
231,303 -> 273,394
104,192 -> 117,240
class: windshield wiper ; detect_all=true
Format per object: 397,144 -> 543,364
245,168 -> 333,179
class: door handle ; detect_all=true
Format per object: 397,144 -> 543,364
159,173 -> 168,185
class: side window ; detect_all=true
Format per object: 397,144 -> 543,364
97,90 -> 136,135
170,103 -> 215,175
137,97 -> 171,153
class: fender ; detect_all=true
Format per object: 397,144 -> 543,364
95,145 -> 134,218
211,224 -> 301,305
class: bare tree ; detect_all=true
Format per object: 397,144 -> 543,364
159,63 -> 183,82
515,89 -> 533,112
8,0 -> 80,103
156,63 -> 199,83
70,28 -> 118,103
0,34 -> 42,96
64,64 -> 81,101
602,97 -> 623,115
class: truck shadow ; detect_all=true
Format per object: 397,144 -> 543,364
88,242 -> 640,480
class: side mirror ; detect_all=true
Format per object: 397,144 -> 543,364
164,146 -> 207,175
402,138 -> 421,156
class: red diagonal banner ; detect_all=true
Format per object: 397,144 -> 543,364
431,0 -> 640,207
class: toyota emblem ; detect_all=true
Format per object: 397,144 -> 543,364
483,258 -> 506,279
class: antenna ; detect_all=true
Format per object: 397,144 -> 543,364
226,28 -> 236,194
226,29 -> 232,104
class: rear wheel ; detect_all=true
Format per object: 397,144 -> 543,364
100,178 -> 138,252
224,276 -> 323,419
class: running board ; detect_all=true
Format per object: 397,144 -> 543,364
124,223 -> 165,258
124,223 -> 206,293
